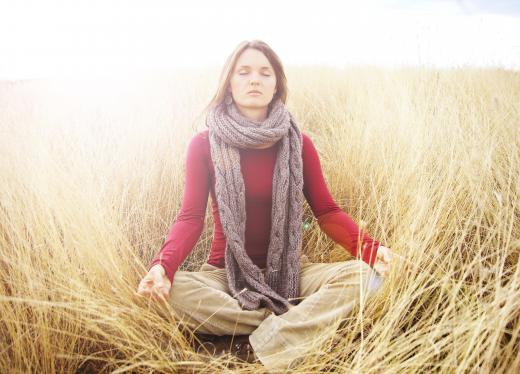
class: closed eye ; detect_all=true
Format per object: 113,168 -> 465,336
238,72 -> 271,76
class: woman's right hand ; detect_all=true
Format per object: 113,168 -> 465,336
137,264 -> 172,301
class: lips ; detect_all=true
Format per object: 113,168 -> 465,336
248,90 -> 262,94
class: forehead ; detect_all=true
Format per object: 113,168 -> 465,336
235,48 -> 273,69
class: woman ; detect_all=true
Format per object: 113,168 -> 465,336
137,40 -> 399,371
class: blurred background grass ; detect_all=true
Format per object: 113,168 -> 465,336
0,66 -> 519,373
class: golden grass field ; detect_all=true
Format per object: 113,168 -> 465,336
0,67 -> 519,373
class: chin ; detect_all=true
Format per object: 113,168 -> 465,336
239,99 -> 270,109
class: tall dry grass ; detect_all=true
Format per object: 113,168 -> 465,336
0,67 -> 518,373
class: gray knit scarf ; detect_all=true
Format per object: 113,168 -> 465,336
206,96 -> 304,316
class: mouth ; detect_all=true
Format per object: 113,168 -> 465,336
248,90 -> 262,95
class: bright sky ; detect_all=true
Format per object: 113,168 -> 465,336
1,0 -> 519,80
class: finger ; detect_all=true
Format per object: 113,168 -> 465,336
146,289 -> 160,302
150,285 -> 165,297
375,262 -> 390,274
373,264 -> 385,276
140,279 -> 154,289
376,256 -> 388,267
139,279 -> 160,295
151,286 -> 167,300
161,286 -> 170,298
138,281 -> 153,293
380,249 -> 389,263
133,291 -> 147,300
376,268 -> 387,277
137,288 -> 151,297
151,292 -> 167,303
137,281 -> 149,291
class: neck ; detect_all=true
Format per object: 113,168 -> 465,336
235,104 -> 268,122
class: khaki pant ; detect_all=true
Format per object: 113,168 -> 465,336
168,254 -> 384,372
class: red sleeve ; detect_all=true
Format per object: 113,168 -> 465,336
302,133 -> 381,267
147,134 -> 210,284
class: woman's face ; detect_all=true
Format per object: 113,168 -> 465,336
228,48 -> 277,111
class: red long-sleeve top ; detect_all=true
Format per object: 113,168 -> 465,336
148,130 -> 381,284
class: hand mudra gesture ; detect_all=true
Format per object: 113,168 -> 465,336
137,264 -> 172,302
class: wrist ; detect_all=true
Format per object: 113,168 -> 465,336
361,242 -> 379,267
150,264 -> 166,276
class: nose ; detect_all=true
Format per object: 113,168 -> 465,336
249,72 -> 263,85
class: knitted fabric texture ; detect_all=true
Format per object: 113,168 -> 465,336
206,97 -> 304,315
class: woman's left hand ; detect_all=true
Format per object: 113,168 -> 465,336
373,245 -> 395,277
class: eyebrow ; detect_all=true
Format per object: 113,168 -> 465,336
236,65 -> 272,70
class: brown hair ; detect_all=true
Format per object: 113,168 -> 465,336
200,40 -> 288,128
